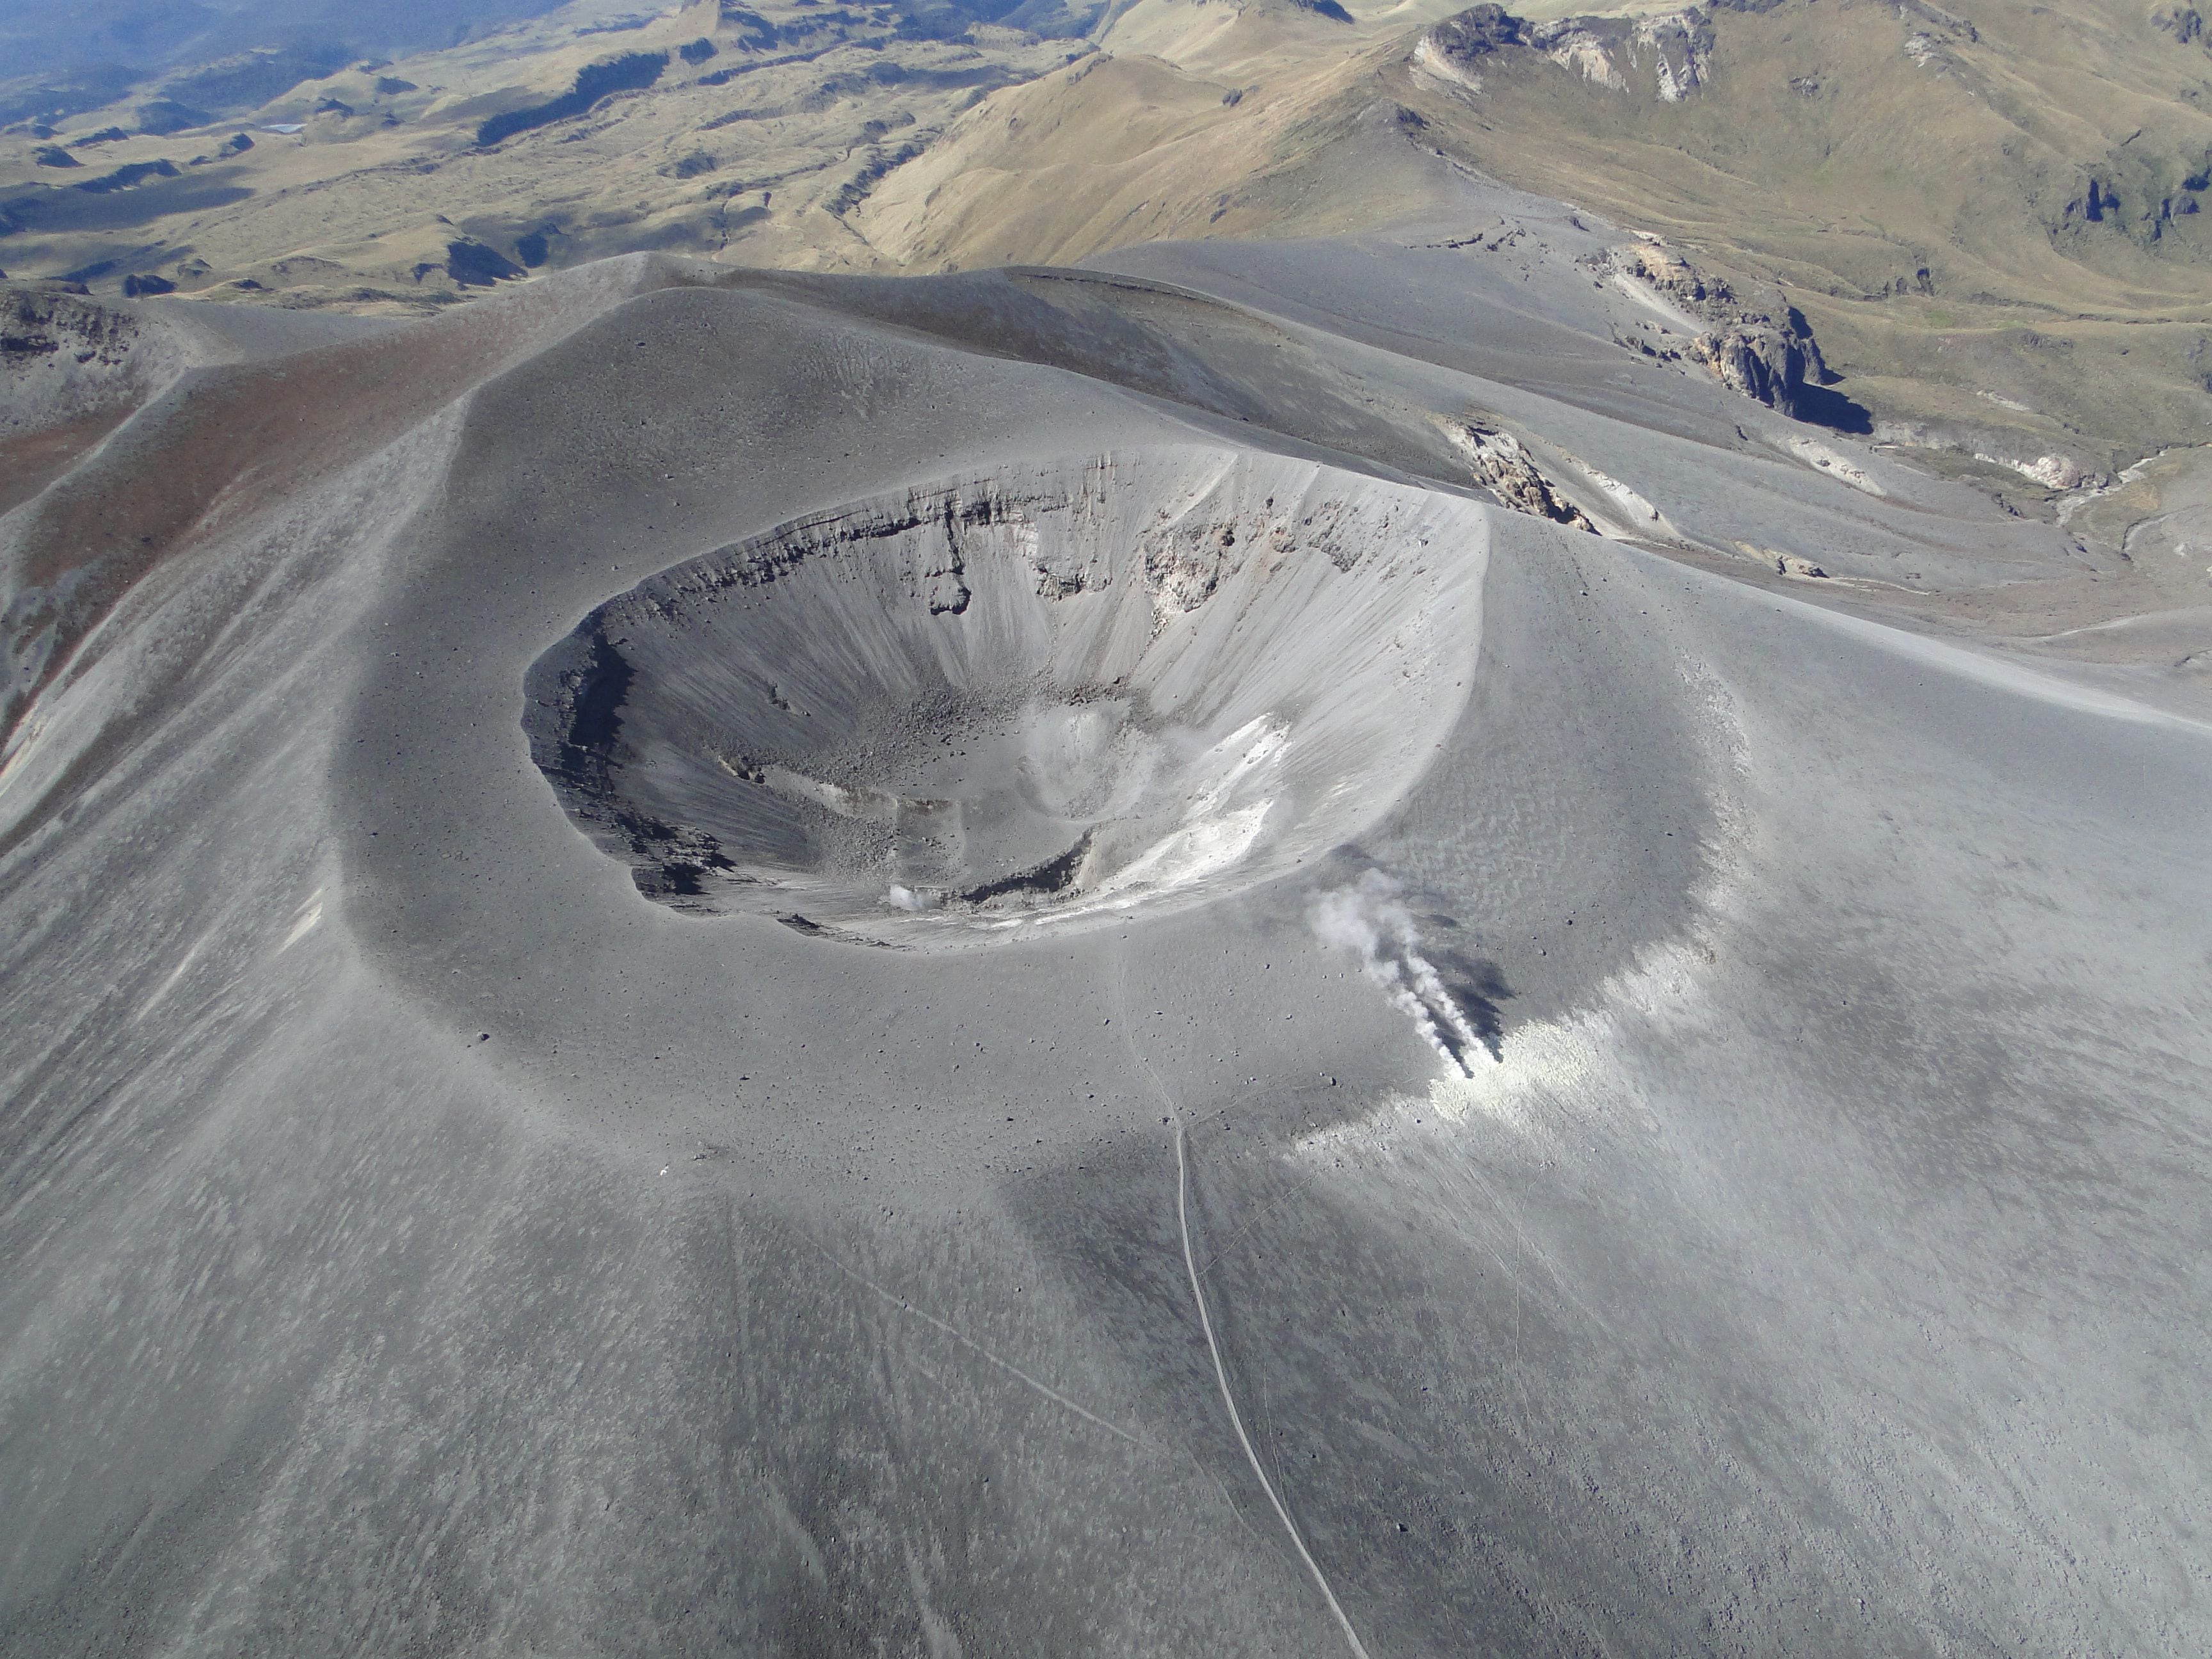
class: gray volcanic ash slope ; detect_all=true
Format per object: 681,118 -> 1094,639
0,239 -> 2208,1656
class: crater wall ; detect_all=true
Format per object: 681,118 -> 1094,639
524,448 -> 1489,946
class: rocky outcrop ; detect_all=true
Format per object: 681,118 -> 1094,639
1411,5 -> 1525,90
475,51 -> 668,148
1532,10 -> 1715,101
1415,4 -> 1713,100
444,239 -> 525,288
1688,321 -> 1827,419
1446,422 -> 1595,529
1427,3 -> 1525,60
1610,243 -> 1843,423
2005,453 -> 2095,490
1898,0 -> 1978,44
1618,241 -> 1733,310
2155,4 -> 2206,43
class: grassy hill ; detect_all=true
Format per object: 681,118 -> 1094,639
4,0 -> 2208,468
858,0 -> 2212,469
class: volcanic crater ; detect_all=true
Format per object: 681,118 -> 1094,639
524,449 -> 1489,946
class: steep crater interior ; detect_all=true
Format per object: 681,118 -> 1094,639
524,448 -> 1489,947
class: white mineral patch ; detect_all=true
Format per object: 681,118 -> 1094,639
1781,433 -> 1888,495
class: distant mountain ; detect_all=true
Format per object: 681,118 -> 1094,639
0,0 -> 579,83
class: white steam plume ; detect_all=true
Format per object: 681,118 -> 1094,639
1309,870 -> 1487,1076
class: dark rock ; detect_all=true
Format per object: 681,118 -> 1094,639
375,77 -> 419,95
680,38 -> 719,64
1784,305 -> 1832,382
122,273 -> 175,298
1690,317 -> 1852,425
0,287 -> 119,360
1690,324 -> 1795,403
32,145 -> 77,167
828,139 -> 927,216
1429,4 -> 1526,60
226,132 -> 253,152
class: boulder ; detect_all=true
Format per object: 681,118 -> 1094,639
1429,4 -> 1526,61
1689,315 -> 1830,420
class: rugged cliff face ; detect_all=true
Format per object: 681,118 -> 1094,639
1416,3 -> 1718,102
1686,322 -> 1828,420
1601,242 -> 1857,428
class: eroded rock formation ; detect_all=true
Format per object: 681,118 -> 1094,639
1446,422 -> 1594,529
1416,4 -> 1716,102
1610,244 -> 1842,422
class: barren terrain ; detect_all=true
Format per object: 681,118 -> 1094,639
2,2 -> 2209,1653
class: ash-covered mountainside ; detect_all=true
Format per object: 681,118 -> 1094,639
1,227 -> 2207,1656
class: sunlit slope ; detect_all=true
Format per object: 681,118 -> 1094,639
856,47 -> 1464,267
858,0 -> 1452,266
0,0 -> 1085,303
1388,0 -> 2212,467
861,0 -> 2212,464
